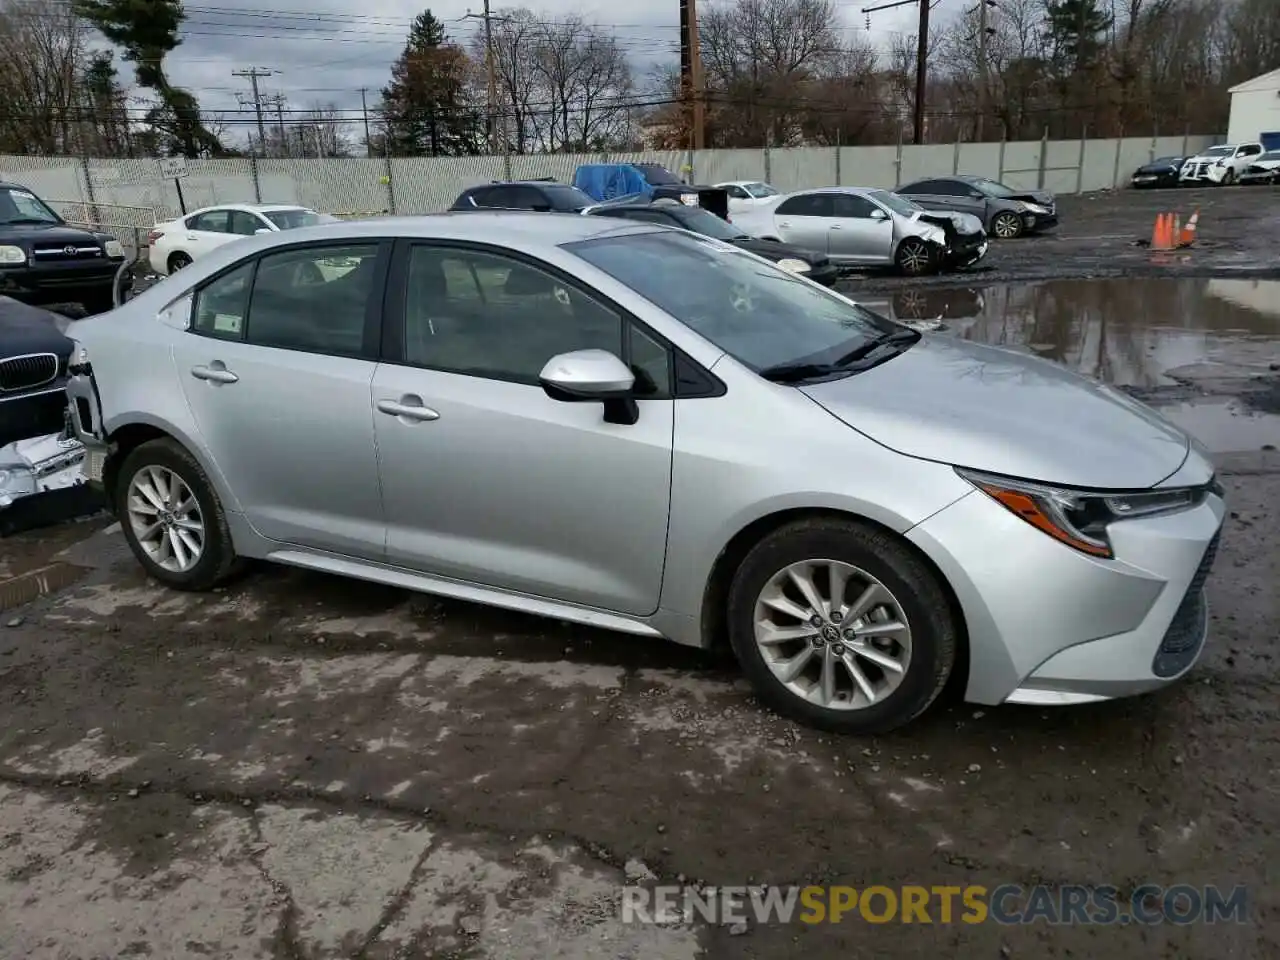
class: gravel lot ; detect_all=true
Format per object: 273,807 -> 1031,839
2,181 -> 1278,959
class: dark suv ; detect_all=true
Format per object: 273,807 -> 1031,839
449,180 -> 596,214
0,181 -> 131,314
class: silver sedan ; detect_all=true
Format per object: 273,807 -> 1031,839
731,186 -> 988,275
65,213 -> 1223,734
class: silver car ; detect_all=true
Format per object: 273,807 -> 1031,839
731,186 -> 988,275
65,213 -> 1224,734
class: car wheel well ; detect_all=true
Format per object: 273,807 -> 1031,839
699,507 -> 970,681
103,423 -> 175,503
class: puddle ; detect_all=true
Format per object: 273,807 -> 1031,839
858,277 -> 1280,454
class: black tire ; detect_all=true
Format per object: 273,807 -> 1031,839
115,438 -> 242,591
894,238 -> 936,276
990,211 -> 1024,239
726,518 -> 958,735
167,251 -> 193,273
1221,169 -> 1236,186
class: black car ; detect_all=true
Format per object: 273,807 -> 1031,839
895,175 -> 1057,238
449,180 -> 597,214
1130,156 -> 1187,189
0,296 -> 74,448
583,197 -> 841,286
0,181 -> 131,314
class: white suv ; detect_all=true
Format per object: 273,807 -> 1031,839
1179,142 -> 1265,185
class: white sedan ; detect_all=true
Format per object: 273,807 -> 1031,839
147,203 -> 338,276
714,180 -> 781,216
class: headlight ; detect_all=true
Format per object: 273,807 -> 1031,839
1022,202 -> 1048,214
1011,201 -> 1028,213
104,239 -> 124,258
775,257 -> 811,274
70,341 -> 89,368
0,244 -> 26,265
956,467 -> 1212,559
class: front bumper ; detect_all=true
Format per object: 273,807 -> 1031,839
945,238 -> 988,269
1180,162 -> 1229,184
906,483 -> 1226,706
0,260 -> 131,303
1239,169 -> 1278,185
1131,172 -> 1178,188
1025,211 -> 1058,231
0,386 -> 70,448
65,366 -> 110,494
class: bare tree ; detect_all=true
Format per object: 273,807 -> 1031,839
0,0 -> 88,153
532,17 -> 633,151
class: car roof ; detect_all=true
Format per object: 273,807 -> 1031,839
185,202 -> 312,216
244,211 -> 654,247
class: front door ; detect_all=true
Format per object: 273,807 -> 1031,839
172,239 -> 390,559
827,194 -> 895,263
371,241 -> 674,616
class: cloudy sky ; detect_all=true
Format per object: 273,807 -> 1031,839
138,0 -> 939,146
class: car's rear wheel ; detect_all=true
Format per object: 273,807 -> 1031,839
726,518 -> 958,734
116,438 -> 241,591
894,238 -> 936,276
990,211 -> 1024,239
167,251 -> 193,273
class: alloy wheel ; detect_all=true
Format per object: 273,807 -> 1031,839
126,465 -> 205,573
897,240 -> 932,275
752,559 -> 912,710
993,213 -> 1022,239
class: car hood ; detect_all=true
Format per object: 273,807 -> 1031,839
913,210 -> 984,236
732,236 -> 827,264
1,223 -> 103,245
1000,189 -> 1054,206
0,296 -> 74,356
798,335 -> 1190,489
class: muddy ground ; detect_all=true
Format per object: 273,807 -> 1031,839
2,183 -> 1278,959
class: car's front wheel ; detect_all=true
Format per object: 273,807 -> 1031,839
990,211 -> 1024,239
726,518 -> 958,734
116,438 -> 241,591
894,238 -> 936,276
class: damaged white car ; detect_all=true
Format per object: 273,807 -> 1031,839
1179,142 -> 1266,185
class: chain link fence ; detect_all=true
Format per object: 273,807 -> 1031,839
1,132 -> 1220,225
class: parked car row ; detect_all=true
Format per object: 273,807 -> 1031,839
1130,142 -> 1280,188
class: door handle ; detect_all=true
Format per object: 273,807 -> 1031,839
190,364 -> 238,384
830,224 -> 843,230
377,397 -> 440,422
778,221 -> 791,228
186,234 -> 197,241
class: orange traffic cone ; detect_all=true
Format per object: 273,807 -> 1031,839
1178,210 -> 1199,248
1150,212 -> 1175,251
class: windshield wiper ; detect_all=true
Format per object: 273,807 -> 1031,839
758,328 -> 920,383
2,217 -> 56,225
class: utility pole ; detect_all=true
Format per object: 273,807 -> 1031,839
264,94 -> 288,157
976,0 -> 995,141
232,67 -> 275,157
679,0 -> 706,150
359,88 -> 372,158
464,7 -> 505,154
861,0 -> 931,145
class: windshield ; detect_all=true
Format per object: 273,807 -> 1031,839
666,204 -> 747,240
635,163 -> 682,186
264,208 -> 326,229
544,184 -> 595,211
0,187 -> 61,225
565,231 -> 896,372
867,190 -> 921,216
1205,146 -> 1233,157
743,182 -> 779,198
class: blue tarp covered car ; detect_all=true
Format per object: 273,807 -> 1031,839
572,163 -> 730,219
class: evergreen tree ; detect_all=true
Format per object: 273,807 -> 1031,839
380,11 -> 484,156
1044,0 -> 1114,74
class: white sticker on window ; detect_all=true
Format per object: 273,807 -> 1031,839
213,314 -> 242,333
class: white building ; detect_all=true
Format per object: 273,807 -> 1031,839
1227,68 -> 1280,144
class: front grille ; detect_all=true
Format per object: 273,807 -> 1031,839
31,242 -> 103,261
1152,529 -> 1221,678
0,352 -> 59,392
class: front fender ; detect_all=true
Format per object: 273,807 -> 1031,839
102,409 -> 243,514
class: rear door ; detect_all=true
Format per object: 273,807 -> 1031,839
932,179 -> 988,219
171,239 -> 390,559
828,193 -> 895,263
772,193 -> 834,252
183,210 -> 239,258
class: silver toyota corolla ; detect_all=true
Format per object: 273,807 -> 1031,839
64,213 -> 1225,734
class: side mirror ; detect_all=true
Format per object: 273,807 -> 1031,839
869,208 -> 889,221
539,349 -> 639,425
255,228 -> 271,235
